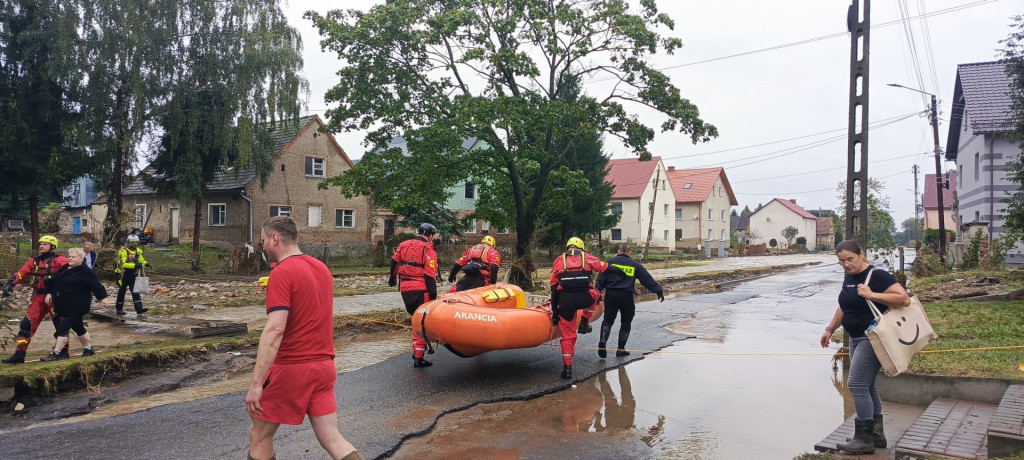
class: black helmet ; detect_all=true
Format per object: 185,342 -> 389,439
417,223 -> 436,237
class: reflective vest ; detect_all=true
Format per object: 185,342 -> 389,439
25,254 -> 61,292
556,251 -> 592,292
117,247 -> 146,274
396,239 -> 431,278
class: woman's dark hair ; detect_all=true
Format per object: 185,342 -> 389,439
835,240 -> 863,255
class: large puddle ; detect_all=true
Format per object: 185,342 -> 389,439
20,331 -> 410,429
393,277 -> 876,459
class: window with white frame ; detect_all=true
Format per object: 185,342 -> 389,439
497,227 -> 509,234
308,205 -> 322,228
675,229 -> 682,240
134,204 -> 146,229
481,221 -> 490,233
663,230 -> 669,241
664,204 -> 669,216
721,210 -> 726,221
675,208 -> 683,219
305,156 -> 325,177
611,229 -> 622,240
610,202 -> 623,215
720,229 -> 726,240
707,229 -> 713,240
974,153 -> 980,181
465,219 -> 477,234
958,165 -> 962,189
464,183 -> 476,199
209,204 -> 226,226
335,209 -> 354,228
270,206 -> 292,218
708,208 -> 713,220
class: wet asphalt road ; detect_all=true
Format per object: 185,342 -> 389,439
5,266 -> 816,459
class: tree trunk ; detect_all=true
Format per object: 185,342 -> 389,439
508,213 -> 537,289
29,195 -> 39,253
191,200 -> 202,272
102,85 -> 128,248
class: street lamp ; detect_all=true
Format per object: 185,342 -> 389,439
887,83 -> 946,264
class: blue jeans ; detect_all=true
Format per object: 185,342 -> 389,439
849,336 -> 883,421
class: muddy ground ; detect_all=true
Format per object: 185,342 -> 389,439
0,261 -> 869,429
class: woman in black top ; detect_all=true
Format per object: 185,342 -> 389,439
42,247 -> 113,361
820,240 -> 910,454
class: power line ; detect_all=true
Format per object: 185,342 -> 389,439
730,152 -> 923,184
735,170 -> 908,196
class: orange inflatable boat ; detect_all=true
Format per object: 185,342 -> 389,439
412,283 -> 603,357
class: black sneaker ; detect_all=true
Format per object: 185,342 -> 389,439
116,310 -> 126,316
616,350 -> 630,357
81,348 -> 95,357
58,349 -> 70,359
40,351 -> 67,362
413,358 -> 433,368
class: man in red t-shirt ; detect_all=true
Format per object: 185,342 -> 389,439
389,223 -> 440,368
246,217 -> 364,460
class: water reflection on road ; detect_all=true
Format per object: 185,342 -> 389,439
395,267 -> 863,459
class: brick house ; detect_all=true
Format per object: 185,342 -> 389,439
121,115 -> 373,254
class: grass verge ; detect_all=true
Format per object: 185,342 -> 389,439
910,300 -> 1024,379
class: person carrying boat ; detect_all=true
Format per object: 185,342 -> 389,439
549,237 -> 620,379
447,235 -> 501,292
2,235 -> 68,364
595,243 -> 664,358
389,223 -> 440,368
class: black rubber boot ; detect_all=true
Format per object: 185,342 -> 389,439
838,418 -> 876,454
413,357 -> 433,368
2,350 -> 26,364
616,331 -> 631,356
873,415 -> 887,448
561,364 -> 572,380
598,323 -> 612,358
577,317 -> 592,334
134,300 -> 148,314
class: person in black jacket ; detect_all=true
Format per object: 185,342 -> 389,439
595,244 -> 664,358
41,247 -> 113,361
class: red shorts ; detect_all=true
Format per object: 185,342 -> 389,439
256,359 -> 337,425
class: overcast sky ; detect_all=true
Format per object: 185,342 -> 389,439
284,0 -> 1019,227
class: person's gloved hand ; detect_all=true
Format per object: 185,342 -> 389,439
387,276 -> 396,287
145,262 -> 152,269
448,274 -> 457,283
657,291 -> 665,302
550,304 -> 560,326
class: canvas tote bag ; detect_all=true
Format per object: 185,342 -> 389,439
133,266 -> 151,294
863,268 -> 938,377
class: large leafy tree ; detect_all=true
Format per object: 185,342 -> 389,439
308,0 -> 717,286
1000,15 -> 1024,246
0,0 -> 90,248
145,0 -> 305,271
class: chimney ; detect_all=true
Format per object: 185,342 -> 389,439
790,199 -> 797,204
668,166 -> 675,172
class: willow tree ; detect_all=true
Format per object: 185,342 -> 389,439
309,0 -> 717,286
145,0 -> 305,271
0,0 -> 90,248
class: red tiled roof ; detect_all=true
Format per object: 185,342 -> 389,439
606,157 -> 662,199
816,217 -> 833,235
754,198 -> 817,220
922,173 -> 956,210
666,167 -> 738,205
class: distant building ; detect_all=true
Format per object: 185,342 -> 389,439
816,217 -> 835,251
747,198 -> 818,249
921,172 -> 956,232
603,157 -> 677,252
944,60 -> 1023,264
665,166 -> 737,252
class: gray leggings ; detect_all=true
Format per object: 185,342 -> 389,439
849,336 -> 883,421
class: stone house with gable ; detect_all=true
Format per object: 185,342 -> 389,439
121,115 -> 373,255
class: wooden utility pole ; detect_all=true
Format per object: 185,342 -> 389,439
913,164 -> 920,241
845,0 -> 870,247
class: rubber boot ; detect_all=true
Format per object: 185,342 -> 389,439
413,357 -> 433,368
561,364 -> 572,380
2,350 -> 26,364
837,418 -> 876,454
577,317 -> 591,334
339,450 -> 366,460
598,323 -> 612,358
134,300 -> 148,314
873,415 -> 887,448
616,331 -> 631,357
